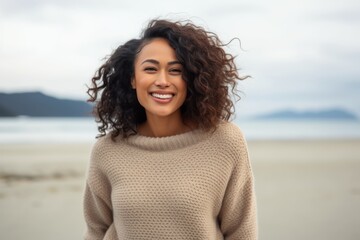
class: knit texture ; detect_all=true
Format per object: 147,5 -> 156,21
83,122 -> 257,240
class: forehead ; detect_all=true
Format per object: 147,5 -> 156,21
136,38 -> 177,62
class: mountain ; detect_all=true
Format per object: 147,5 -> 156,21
0,91 -> 93,117
254,108 -> 358,120
0,104 -> 17,117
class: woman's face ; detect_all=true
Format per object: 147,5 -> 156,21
132,38 -> 187,120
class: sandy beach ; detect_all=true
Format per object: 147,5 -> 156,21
1,140 -> 359,240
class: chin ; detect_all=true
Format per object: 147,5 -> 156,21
147,108 -> 181,119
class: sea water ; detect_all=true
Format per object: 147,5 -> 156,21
0,117 -> 98,144
235,118 -> 360,140
0,117 -> 360,144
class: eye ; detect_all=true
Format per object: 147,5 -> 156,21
144,67 -> 157,72
169,68 -> 182,75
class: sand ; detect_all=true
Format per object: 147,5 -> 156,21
0,140 -> 359,240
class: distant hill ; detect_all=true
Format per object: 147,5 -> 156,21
0,104 -> 17,117
254,108 -> 358,120
0,91 -> 93,117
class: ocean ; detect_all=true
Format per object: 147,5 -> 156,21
0,117 -> 360,144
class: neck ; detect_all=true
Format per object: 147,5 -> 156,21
138,112 -> 193,138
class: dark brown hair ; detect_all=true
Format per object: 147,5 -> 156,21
87,19 -> 247,140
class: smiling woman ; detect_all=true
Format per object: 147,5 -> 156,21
84,19 -> 257,240
87,19 -> 248,140
131,38 -> 188,137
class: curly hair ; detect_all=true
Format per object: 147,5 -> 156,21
87,19 -> 247,140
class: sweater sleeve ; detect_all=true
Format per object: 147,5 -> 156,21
218,138 -> 258,240
83,144 -> 114,240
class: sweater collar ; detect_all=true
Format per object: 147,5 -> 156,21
125,128 -> 209,151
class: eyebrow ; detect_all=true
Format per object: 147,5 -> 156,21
141,59 -> 181,66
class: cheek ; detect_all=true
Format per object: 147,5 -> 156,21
134,80 -> 148,102
177,82 -> 188,105
179,81 -> 187,96
133,73 -> 148,91
134,89 -> 147,109
132,79 -> 148,106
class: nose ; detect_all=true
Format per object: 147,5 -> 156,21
154,70 -> 170,88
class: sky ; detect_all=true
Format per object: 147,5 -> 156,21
1,0 -> 359,118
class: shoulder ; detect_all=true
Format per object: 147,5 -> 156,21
211,121 -> 250,164
91,133 -> 114,154
214,121 -> 247,143
89,133 -> 126,166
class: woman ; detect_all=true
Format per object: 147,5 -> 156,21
84,19 -> 257,239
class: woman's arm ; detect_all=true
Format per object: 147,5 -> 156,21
83,180 -> 113,239
218,139 -> 258,239
83,143 -> 114,240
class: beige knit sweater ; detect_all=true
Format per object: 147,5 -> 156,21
83,122 -> 257,240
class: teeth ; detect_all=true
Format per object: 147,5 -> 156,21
151,93 -> 173,99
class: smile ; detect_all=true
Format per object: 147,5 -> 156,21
151,93 -> 174,99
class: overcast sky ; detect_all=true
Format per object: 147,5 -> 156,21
1,0 -> 359,117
